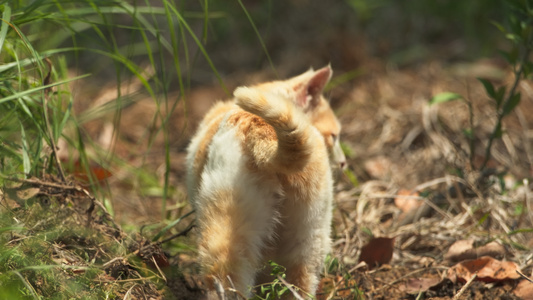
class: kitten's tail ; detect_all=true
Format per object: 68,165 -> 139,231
234,87 -> 313,172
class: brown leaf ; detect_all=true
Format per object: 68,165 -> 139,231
358,237 -> 395,269
447,256 -> 521,283
477,241 -> 506,259
444,239 -> 475,262
444,240 -> 506,262
401,277 -> 442,294
66,160 -> 112,185
513,279 -> 533,300
363,156 -> 391,179
16,187 -> 41,200
394,189 -> 422,213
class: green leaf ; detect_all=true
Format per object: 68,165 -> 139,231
343,167 -> 359,187
429,92 -> 463,105
494,86 -> 507,108
477,212 -> 490,226
506,33 -> 521,43
477,78 -> 496,98
462,128 -> 473,139
151,210 -> 195,241
498,49 -> 518,65
277,287 -> 288,297
502,92 -> 521,116
491,21 -> 507,34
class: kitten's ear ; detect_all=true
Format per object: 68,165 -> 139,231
294,65 -> 332,108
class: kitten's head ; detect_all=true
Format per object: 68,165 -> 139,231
258,66 -> 347,169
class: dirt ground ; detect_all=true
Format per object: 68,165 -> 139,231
50,3 -> 533,297
65,50 -> 533,299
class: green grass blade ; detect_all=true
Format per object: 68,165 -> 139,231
11,271 -> 39,300
19,121 -> 31,176
429,92 -> 463,105
164,1 -> 228,94
237,0 -> 277,78
0,74 -> 90,105
152,210 -> 195,242
202,0 -> 209,44
0,3 -> 11,55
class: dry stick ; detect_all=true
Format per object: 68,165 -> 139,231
371,268 -> 430,292
151,256 -> 167,282
156,222 -> 195,245
276,275 -> 305,300
516,270 -> 533,284
7,176 -> 100,227
226,276 -> 247,300
94,276 -> 158,283
452,273 -> 477,300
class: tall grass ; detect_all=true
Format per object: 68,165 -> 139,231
0,1 -> 224,298
0,0 -> 229,210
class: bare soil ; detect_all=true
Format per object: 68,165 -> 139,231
73,55 -> 533,299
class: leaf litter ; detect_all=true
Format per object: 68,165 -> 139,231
7,55 -> 533,299
71,57 -> 533,299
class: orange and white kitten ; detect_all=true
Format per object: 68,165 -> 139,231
186,66 -> 345,298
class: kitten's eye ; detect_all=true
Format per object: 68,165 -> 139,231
331,134 -> 337,141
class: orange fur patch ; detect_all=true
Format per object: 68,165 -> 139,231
285,263 -> 312,296
310,99 -> 340,149
198,188 -> 259,291
227,110 -> 279,171
192,102 -> 233,185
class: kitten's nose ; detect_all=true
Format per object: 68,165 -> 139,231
339,161 -> 347,170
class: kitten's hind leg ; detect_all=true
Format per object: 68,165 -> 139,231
196,188 -> 277,297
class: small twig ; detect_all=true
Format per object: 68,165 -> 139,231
226,276 -> 247,300
103,257 -> 126,268
94,276 -> 158,283
122,283 -> 138,300
516,270 -> 533,284
156,222 -> 195,245
276,275 -> 305,300
213,277 -> 226,300
151,256 -> 167,282
4,176 -> 98,226
452,273 -> 477,300
372,268 -> 431,292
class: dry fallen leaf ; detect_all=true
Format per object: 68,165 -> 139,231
394,189 -> 422,213
513,279 -> 533,300
444,239 -> 475,262
16,187 -> 41,200
401,277 -> 442,294
363,156 -> 392,180
65,159 -> 113,185
444,240 -> 506,262
447,256 -> 521,283
358,237 -> 395,269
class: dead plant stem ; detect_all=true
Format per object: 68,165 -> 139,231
452,273 -> 477,300
42,58 -> 66,182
